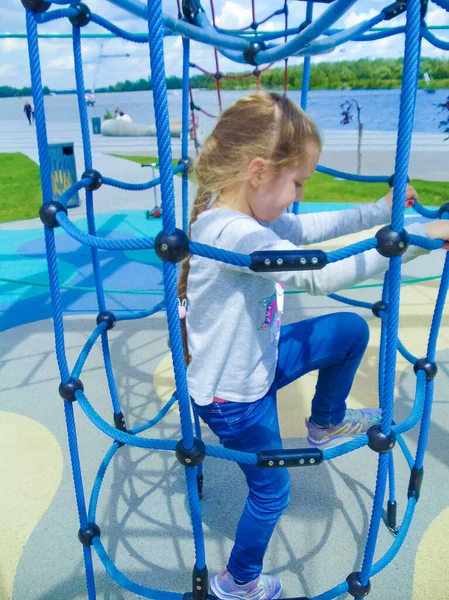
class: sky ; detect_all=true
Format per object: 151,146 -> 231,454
1,0 -> 448,91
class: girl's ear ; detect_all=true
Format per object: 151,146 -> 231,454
247,157 -> 268,189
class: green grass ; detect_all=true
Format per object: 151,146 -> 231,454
114,154 -> 449,205
0,153 -> 42,223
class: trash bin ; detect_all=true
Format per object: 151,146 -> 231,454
48,142 -> 80,208
92,117 -> 101,135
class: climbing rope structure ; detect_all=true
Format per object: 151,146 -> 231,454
22,0 -> 449,598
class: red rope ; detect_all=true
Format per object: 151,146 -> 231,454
209,0 -> 223,113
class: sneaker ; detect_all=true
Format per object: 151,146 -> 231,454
306,408 -> 382,449
210,568 -> 282,600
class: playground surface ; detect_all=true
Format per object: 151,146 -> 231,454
1,146 -> 449,600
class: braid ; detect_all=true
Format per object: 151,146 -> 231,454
178,187 -> 212,364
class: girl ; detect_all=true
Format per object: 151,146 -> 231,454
178,92 -> 448,600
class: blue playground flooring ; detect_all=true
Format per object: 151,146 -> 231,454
0,204 -> 429,333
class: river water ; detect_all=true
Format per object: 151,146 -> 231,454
1,88 -> 448,133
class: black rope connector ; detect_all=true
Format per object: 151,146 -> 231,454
413,357 -> 438,380
346,572 -> 371,598
250,21 -> 258,30
258,448 -> 323,468
191,565 -> 208,600
59,378 -> 84,402
372,300 -> 387,318
21,0 -> 50,13
438,201 -> 449,219
182,0 -> 202,23
178,157 -> 194,174
243,42 -> 265,66
96,310 -> 116,330
82,169 -> 103,191
78,523 -> 101,546
383,1 -> 407,21
386,500 -> 399,534
39,201 -> 67,228
367,425 -> 396,454
253,68 -> 261,77
69,2 -> 91,27
214,72 -> 223,80
375,225 -> 409,257
176,438 -> 206,467
408,465 -> 424,500
113,411 -> 127,432
387,173 -> 410,188
155,228 -> 189,263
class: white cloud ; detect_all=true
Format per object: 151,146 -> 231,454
216,1 -> 252,29
344,9 -> 379,28
0,38 -> 26,53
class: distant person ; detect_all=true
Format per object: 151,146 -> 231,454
114,107 -> 132,122
24,101 -> 33,125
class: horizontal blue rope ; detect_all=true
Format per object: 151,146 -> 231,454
205,444 -> 258,465
116,300 -> 165,321
93,538 -> 182,600
322,435 -> 368,460
103,165 -> 184,191
327,238 -> 378,263
56,212 -> 156,251
34,6 -> 78,23
316,165 -> 389,183
328,293 -> 373,310
189,241 -> 252,267
311,581 -> 348,600
408,234 -> 444,251
71,322 -> 108,379
130,395 -> 178,434
392,370 -> 426,434
412,201 -> 440,219
430,0 -> 449,9
76,389 -> 178,449
58,177 -> 92,207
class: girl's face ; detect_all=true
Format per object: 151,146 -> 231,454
248,146 -> 320,222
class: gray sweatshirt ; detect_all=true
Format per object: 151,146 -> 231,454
186,199 -> 429,406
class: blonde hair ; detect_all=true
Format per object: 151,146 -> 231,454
178,92 -> 321,363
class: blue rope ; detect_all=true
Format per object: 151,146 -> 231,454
23,0 -> 449,598
181,38 -> 190,233
316,165 -> 389,183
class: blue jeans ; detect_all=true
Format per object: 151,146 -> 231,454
193,312 -> 369,582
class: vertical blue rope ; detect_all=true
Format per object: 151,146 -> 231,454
388,452 -> 396,503
360,0 -> 421,584
147,0 -> 177,236
293,2 -> 313,216
26,15 -> 96,597
414,253 -> 449,468
147,0 -> 206,577
390,0 -> 421,233
360,453 -> 389,584
73,25 -> 123,418
300,2 -> 313,111
182,37 -> 190,234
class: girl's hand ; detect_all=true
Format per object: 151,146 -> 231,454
385,184 -> 418,211
424,221 -> 449,250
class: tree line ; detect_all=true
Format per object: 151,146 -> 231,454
2,58 -> 448,98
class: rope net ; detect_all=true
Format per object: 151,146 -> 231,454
21,0 -> 449,598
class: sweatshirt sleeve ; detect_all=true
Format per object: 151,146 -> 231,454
269,198 -> 391,246
215,215 -> 431,297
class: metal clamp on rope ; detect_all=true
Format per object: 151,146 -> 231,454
250,250 -> 327,272
383,1 -> 407,20
182,0 -> 203,23
257,448 -> 323,468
